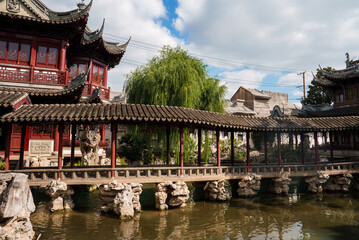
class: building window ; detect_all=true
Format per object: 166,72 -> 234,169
92,65 -> 105,85
347,88 -> 358,101
36,45 -> 58,67
69,63 -> 88,78
0,40 -> 31,64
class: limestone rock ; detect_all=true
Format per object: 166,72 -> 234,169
204,180 -> 230,201
270,172 -> 291,194
305,172 -> 329,193
324,174 -> 353,192
99,181 -> 143,217
0,173 -> 35,240
237,173 -> 261,197
45,180 -> 75,212
155,181 -> 189,210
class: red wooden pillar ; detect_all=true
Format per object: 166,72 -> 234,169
111,122 -> 117,177
197,128 -> 202,166
166,126 -> 170,165
314,132 -> 319,170
59,40 -> 67,72
100,124 -> 106,144
179,127 -> 184,175
4,124 -> 12,171
264,132 -> 268,165
24,126 -> 31,152
246,131 -> 250,173
29,39 -> 37,83
300,133 -> 305,164
329,131 -> 334,162
70,124 -> 76,168
57,123 -> 64,179
216,129 -> 221,173
19,124 -> 27,170
277,132 -> 282,171
230,130 -> 234,166
54,125 -> 59,152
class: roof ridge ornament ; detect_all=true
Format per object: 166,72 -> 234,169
77,0 -> 86,11
7,0 -> 21,13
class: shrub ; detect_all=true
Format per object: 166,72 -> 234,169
0,158 -> 6,170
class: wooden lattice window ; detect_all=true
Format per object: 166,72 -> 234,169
69,63 -> 88,78
92,65 -> 105,85
36,44 -> 58,68
0,40 -> 31,65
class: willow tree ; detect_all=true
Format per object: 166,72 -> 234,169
124,46 -> 227,164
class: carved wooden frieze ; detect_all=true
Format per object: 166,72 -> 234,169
7,0 -> 20,13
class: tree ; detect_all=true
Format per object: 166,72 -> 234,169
301,67 -> 333,105
124,46 -> 227,164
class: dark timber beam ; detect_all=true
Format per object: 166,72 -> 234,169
197,128 -> 202,166
4,124 -> 12,171
300,133 -> 304,164
330,131 -> 334,163
246,131 -> 250,173
314,131 -> 319,170
19,124 -> 27,170
277,132 -> 282,171
216,129 -> 221,173
57,123 -> 64,179
111,122 -> 117,177
166,126 -> 170,165
230,130 -> 234,166
70,124 -> 76,168
179,127 -> 184,175
264,132 -> 268,165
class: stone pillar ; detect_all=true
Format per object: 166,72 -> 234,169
305,172 -> 329,193
155,181 -> 189,210
204,180 -> 230,201
270,172 -> 291,194
45,180 -> 75,212
237,173 -> 261,197
99,181 -> 142,218
0,173 -> 36,239
324,173 -> 353,192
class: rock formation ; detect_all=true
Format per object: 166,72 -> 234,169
45,180 -> 75,212
80,128 -> 100,166
237,173 -> 261,197
270,172 -> 291,194
0,173 -> 36,240
305,172 -> 329,193
99,181 -> 142,218
324,173 -> 353,192
204,180 -> 230,201
155,181 -> 189,210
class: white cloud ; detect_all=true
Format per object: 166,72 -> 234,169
292,90 -> 304,97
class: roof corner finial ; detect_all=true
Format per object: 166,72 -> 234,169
77,0 -> 86,11
345,52 -> 350,68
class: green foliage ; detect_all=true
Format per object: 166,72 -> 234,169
234,151 -> 246,161
301,67 -> 334,105
143,150 -> 154,165
252,132 -> 263,151
117,129 -> 150,164
64,160 -> 82,167
0,157 -> 6,170
116,154 -> 128,165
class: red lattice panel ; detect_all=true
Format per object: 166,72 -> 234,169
0,66 -> 30,83
100,88 -> 110,100
33,70 -> 66,85
82,84 -> 90,96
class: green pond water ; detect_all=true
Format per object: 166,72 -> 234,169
30,184 -> 359,240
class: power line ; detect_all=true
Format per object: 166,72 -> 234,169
104,32 -> 307,73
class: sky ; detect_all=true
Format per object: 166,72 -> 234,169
44,0 -> 359,104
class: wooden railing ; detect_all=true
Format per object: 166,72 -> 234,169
5,162 -> 359,186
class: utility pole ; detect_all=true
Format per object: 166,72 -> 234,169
297,71 -> 306,99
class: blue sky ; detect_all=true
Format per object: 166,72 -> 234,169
45,0 -> 359,104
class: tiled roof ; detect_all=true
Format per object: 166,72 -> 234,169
0,91 -> 28,107
1,103 -> 359,132
0,0 -> 92,24
321,65 -> 359,81
303,105 -> 359,117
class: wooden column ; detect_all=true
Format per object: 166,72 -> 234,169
57,123 -> 64,179
246,131 -> 250,173
111,122 -> 117,177
277,132 -> 282,171
4,124 -> 12,171
264,132 -> 268,165
179,127 -> 184,175
216,129 -> 221,173
230,130 -> 234,166
314,131 -> 319,170
166,126 -> 170,165
59,40 -> 67,72
289,133 -> 293,150
330,131 -> 334,162
300,133 -> 304,164
19,124 -> 27,170
100,124 -> 106,144
197,128 -> 202,166
54,125 -> 59,152
70,124 -> 76,168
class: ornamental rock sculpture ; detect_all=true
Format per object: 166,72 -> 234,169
80,128 -> 100,166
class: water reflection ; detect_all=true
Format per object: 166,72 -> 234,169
31,191 -> 359,240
